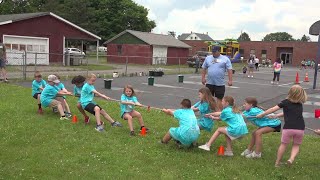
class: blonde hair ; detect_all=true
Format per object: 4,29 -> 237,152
223,96 -> 240,113
34,71 -> 42,77
287,85 -> 307,103
88,73 -> 97,79
199,87 -> 219,111
123,85 -> 136,97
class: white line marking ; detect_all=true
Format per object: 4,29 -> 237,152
305,101 -> 320,106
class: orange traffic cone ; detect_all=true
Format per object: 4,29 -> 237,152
72,115 -> 78,123
217,145 -> 225,156
140,127 -> 147,136
304,72 -> 309,82
295,72 -> 300,84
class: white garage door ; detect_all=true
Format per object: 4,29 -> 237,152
152,45 -> 167,65
3,35 -> 49,65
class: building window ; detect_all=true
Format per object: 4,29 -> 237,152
5,44 -> 11,50
12,44 -> 19,50
20,44 -> 26,51
190,37 -> 193,40
117,45 -> 122,55
250,49 -> 255,57
27,45 -> 33,52
195,37 -> 197,40
261,50 -> 267,59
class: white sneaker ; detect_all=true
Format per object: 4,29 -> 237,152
271,81 -> 274,84
276,82 -> 279,85
245,151 -> 261,158
248,75 -> 250,78
241,149 -> 252,156
251,75 -> 254,78
224,150 -> 234,156
198,144 -> 210,151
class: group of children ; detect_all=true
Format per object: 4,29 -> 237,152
32,72 -> 315,167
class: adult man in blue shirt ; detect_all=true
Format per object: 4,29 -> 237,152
201,46 -> 233,103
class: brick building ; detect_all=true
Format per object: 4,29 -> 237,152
239,41 -> 318,66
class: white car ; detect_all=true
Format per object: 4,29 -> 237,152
65,48 -> 85,56
98,46 -> 107,52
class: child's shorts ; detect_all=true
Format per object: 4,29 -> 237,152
225,128 -> 244,140
33,93 -> 41,99
49,99 -> 61,108
122,111 -> 134,120
84,103 -> 102,115
281,129 -> 304,145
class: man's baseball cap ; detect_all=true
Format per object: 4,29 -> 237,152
48,75 -> 60,83
211,46 -> 221,52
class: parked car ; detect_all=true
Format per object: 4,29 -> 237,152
186,51 -> 212,67
98,46 -> 107,52
65,48 -> 85,56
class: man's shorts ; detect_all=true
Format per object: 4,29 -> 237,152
84,103 -> 102,115
281,129 -> 304,145
206,84 -> 225,100
49,99 -> 61,108
33,93 -> 41,99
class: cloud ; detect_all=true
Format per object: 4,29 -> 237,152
134,0 -> 320,41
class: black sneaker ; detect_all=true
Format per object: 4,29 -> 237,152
130,131 -> 135,136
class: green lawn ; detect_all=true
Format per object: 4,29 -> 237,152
75,64 -> 114,71
1,83 -> 320,179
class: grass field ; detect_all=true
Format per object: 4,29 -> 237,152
1,83 -> 320,179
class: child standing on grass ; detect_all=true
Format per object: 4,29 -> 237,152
54,74 -> 72,117
161,99 -> 200,147
241,97 -> 281,158
257,85 -> 307,167
120,85 -> 148,136
32,71 -> 47,114
40,75 -> 72,120
198,96 -> 248,156
71,75 -> 90,124
80,74 -> 122,132
192,87 -> 219,132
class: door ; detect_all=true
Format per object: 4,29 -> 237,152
152,46 -> 167,65
280,53 -> 292,65
3,35 -> 49,65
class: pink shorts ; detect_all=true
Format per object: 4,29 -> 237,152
281,129 -> 304,145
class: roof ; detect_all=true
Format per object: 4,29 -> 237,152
178,33 -> 213,41
104,30 -> 191,48
0,12 -> 101,40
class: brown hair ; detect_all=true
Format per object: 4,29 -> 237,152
123,85 -> 136,97
181,99 -> 191,108
199,87 -> 219,111
34,71 -> 42,78
245,97 -> 265,110
287,85 -> 307,103
223,96 -> 240,113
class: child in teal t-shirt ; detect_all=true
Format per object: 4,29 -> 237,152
192,87 -> 219,132
161,99 -> 200,147
54,74 -> 72,117
71,75 -> 90,124
32,71 -> 46,114
120,85 -> 148,136
241,97 -> 281,158
40,75 -> 72,120
199,96 -> 248,156
80,74 -> 122,132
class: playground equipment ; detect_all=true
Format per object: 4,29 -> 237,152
206,39 -> 241,62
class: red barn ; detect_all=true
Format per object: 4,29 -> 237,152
0,12 -> 101,65
104,30 -> 191,65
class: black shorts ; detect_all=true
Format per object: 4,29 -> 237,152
259,124 -> 281,132
84,103 -> 102,115
205,84 -> 225,100
0,59 -> 6,68
33,93 -> 41,99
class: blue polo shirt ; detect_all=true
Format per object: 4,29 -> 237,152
202,55 -> 232,86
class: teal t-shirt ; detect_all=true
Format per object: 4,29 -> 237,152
40,84 -> 59,107
243,107 -> 281,128
55,83 -> 65,90
80,83 -> 96,108
32,79 -> 47,96
120,94 -> 138,117
173,109 -> 200,132
73,85 -> 83,103
194,101 -> 214,131
220,106 -> 248,137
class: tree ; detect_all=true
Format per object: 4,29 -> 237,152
0,0 -> 156,42
262,32 -> 295,41
237,32 -> 251,41
298,34 -> 311,42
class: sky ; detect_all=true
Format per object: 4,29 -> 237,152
133,0 -> 320,41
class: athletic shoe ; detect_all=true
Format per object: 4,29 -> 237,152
111,121 -> 123,127
60,116 -> 69,120
251,75 -> 254,78
65,112 -> 72,118
84,116 -> 90,124
38,108 -> 43,115
224,150 -> 234,157
245,151 -> 261,158
130,131 -> 135,136
248,75 -> 250,78
241,149 -> 252,156
276,82 -> 279,85
95,124 -> 104,132
271,81 -> 274,84
286,159 -> 293,167
52,107 -> 58,113
198,143 -> 210,151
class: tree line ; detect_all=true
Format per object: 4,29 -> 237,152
238,32 -> 312,42
0,0 -> 156,43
